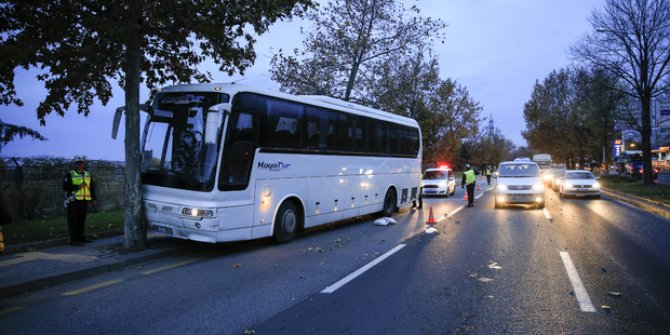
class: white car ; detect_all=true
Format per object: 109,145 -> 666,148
559,170 -> 601,198
421,167 -> 456,197
494,160 -> 545,209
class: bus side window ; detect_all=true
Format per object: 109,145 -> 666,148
265,98 -> 304,148
306,106 -> 329,150
371,122 -> 386,154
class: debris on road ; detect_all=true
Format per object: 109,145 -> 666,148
373,217 -> 397,226
607,291 -> 623,298
487,261 -> 503,270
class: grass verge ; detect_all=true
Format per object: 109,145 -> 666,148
599,175 -> 670,206
1,210 -> 124,246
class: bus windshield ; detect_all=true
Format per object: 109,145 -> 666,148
141,92 -> 229,191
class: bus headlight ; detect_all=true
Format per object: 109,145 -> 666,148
181,207 -> 214,218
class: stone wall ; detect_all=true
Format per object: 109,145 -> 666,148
0,157 -> 125,223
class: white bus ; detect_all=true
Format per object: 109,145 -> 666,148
113,83 -> 422,243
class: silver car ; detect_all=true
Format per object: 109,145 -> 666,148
494,161 -> 545,209
559,170 -> 601,198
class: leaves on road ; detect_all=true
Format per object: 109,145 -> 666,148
607,291 -> 623,298
487,262 -> 502,270
303,247 -> 323,253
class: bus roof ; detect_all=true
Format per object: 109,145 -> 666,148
157,83 -> 419,128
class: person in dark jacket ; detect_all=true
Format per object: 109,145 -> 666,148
63,156 -> 97,246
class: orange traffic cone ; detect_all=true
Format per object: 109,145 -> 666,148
426,206 -> 436,227
463,191 -> 468,201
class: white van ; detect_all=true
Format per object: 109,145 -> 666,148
494,160 -> 545,209
421,167 -> 456,197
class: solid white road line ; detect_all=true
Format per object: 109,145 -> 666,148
559,251 -> 596,312
543,208 -> 552,220
321,244 -> 406,294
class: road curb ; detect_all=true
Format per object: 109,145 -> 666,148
602,188 -> 670,220
0,242 -> 184,300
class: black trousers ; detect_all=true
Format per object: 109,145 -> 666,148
466,183 -> 475,206
67,200 -> 89,242
486,175 -> 491,185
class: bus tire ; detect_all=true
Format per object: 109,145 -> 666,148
380,188 -> 396,217
273,201 -> 299,244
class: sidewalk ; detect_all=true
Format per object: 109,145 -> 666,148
0,234 -> 184,300
1,188 -> 668,301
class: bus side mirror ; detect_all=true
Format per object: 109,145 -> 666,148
112,107 -> 124,139
112,104 -> 148,139
205,103 -> 231,144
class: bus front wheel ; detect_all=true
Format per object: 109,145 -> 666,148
273,201 -> 299,244
380,189 -> 396,217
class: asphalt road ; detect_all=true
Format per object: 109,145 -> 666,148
1,185 -> 669,335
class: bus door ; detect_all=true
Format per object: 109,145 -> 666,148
218,108 -> 257,230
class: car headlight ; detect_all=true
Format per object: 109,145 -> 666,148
532,183 -> 544,191
182,207 -> 214,218
564,183 -> 573,189
438,181 -> 448,187
593,181 -> 601,188
497,184 -> 508,190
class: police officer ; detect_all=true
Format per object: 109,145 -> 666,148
63,156 -> 96,246
461,164 -> 476,207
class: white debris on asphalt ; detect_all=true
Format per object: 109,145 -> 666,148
373,217 -> 397,226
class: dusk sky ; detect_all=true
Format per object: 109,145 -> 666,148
0,0 -> 605,161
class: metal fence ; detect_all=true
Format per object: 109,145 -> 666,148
0,157 -> 125,223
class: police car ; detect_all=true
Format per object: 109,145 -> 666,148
421,167 -> 456,197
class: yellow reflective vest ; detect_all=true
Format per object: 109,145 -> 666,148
464,169 -> 476,185
70,170 -> 92,200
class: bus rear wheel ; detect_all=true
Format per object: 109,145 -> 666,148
273,201 -> 299,244
380,188 -> 396,217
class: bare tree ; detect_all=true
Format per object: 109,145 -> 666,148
572,0 -> 670,185
270,0 -> 446,102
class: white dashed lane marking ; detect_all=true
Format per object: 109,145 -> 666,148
559,251 -> 596,312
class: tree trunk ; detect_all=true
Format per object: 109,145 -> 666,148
123,2 -> 146,251
641,95 -> 655,186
